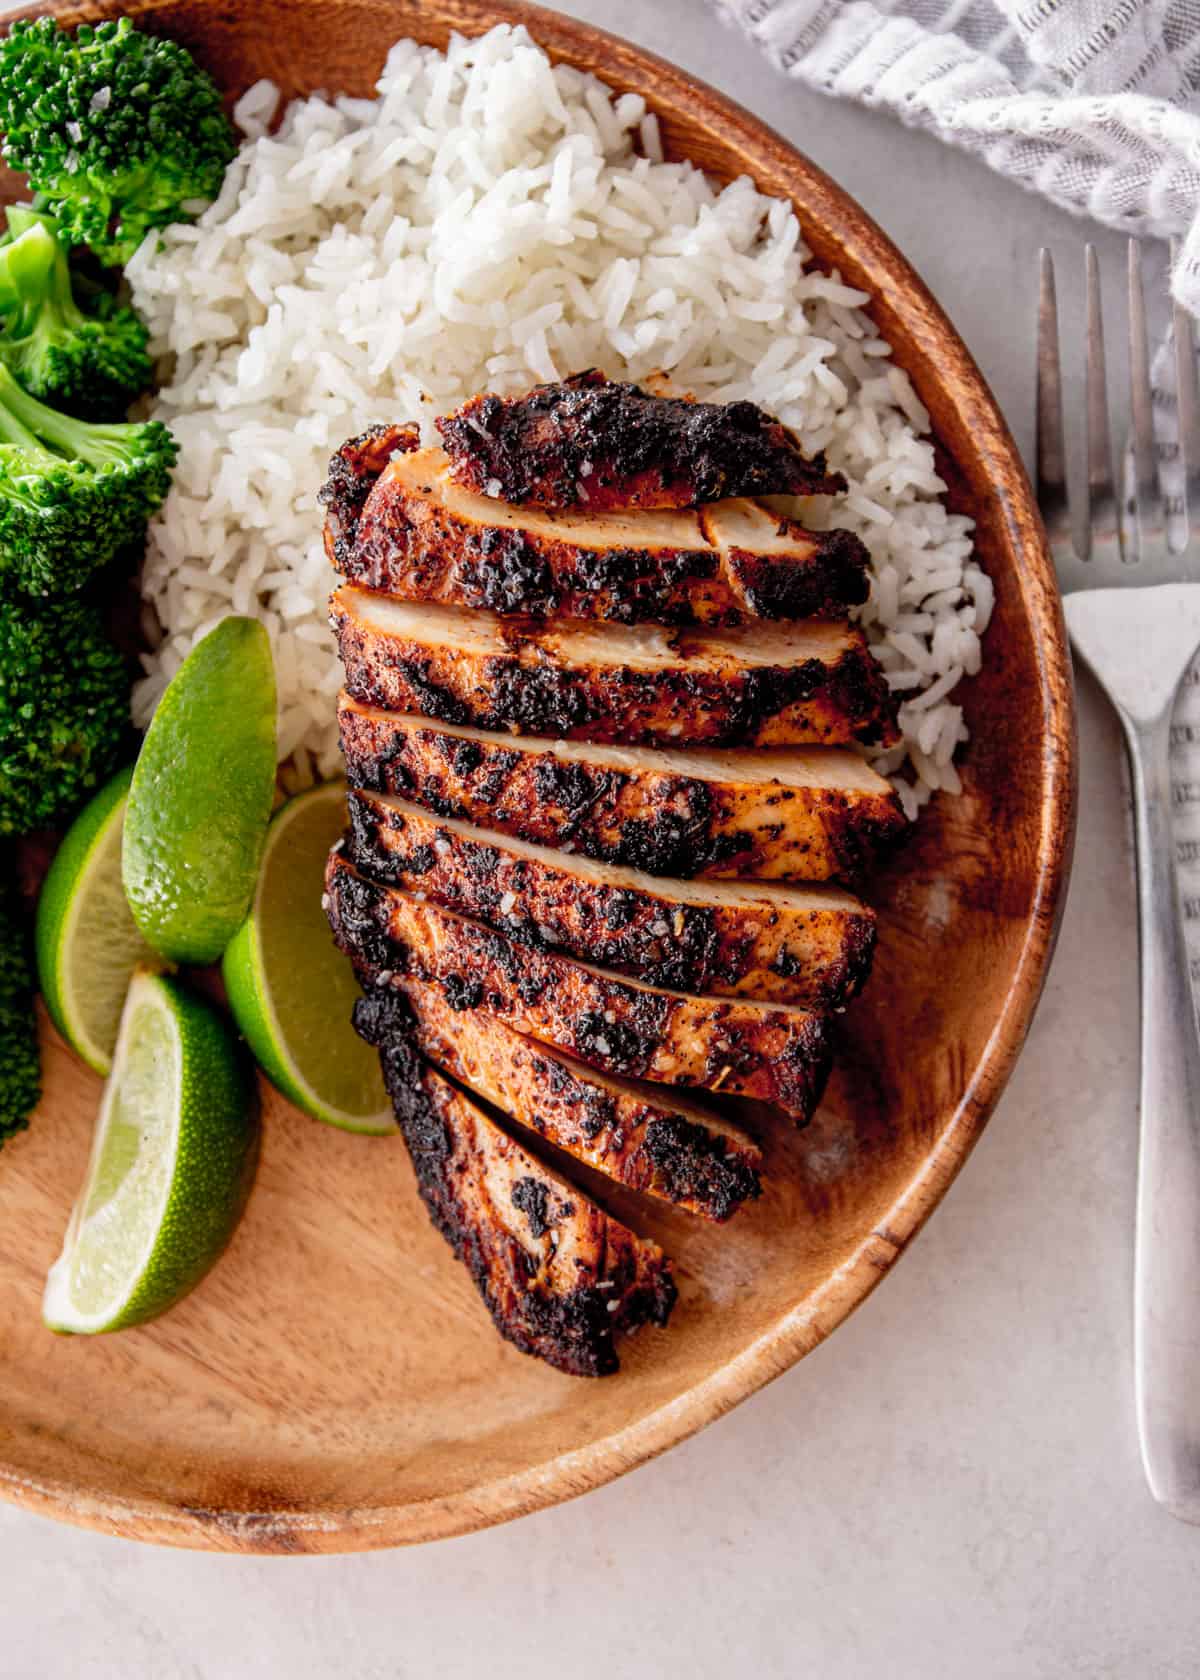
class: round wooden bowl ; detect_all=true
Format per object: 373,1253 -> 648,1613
0,0 -> 1075,1552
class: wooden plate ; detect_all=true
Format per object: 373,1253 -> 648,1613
0,0 -> 1075,1552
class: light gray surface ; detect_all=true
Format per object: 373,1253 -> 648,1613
2,3 -> 1197,1676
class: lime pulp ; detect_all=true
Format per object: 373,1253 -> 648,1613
43,968 -> 258,1334
35,764 -> 160,1074
222,781 -> 393,1133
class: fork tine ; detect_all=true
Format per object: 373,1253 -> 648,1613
1086,244 -> 1117,563
1128,238 -> 1160,564
1171,238 -> 1200,550
1037,249 -> 1070,539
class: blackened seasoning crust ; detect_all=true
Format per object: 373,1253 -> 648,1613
335,444 -> 868,627
345,789 -> 877,1008
330,586 -> 899,750
352,988 -> 676,1377
317,423 -> 418,568
717,526 -> 870,620
336,698 -> 908,883
510,1176 -> 555,1239
326,850 -> 834,1122
436,371 -> 845,509
401,977 -> 762,1221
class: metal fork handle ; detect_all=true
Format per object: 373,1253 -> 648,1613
1066,584 -> 1200,1522
1127,708 -> 1200,1523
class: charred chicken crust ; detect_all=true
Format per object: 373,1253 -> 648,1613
337,699 -> 908,883
354,988 -> 676,1376
402,978 -> 762,1221
435,370 -> 845,509
326,850 -> 834,1122
330,586 -> 897,750
317,423 -> 419,568
346,789 -> 877,1007
335,445 -> 870,627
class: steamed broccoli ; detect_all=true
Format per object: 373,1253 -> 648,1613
0,209 -> 151,416
0,879 -> 39,1147
0,593 -> 129,836
0,362 -> 176,595
0,17 -> 236,266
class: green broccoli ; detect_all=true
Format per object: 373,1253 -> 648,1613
0,361 -> 176,595
0,209 -> 151,416
0,17 -> 236,266
0,593 -> 129,836
0,878 -> 39,1147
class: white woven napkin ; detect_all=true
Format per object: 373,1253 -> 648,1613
710,0 -> 1200,312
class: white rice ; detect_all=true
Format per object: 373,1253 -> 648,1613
126,23 -> 988,819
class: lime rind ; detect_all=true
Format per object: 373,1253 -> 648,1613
43,968 -> 258,1335
122,616 -> 277,966
222,782 -> 394,1135
35,763 -> 161,1074
224,915 -> 395,1134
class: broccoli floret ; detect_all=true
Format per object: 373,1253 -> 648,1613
0,17 -> 236,266
0,362 -> 176,595
0,210 -> 151,416
0,879 -> 39,1147
0,593 -> 129,835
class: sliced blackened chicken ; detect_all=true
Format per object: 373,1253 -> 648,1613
346,790 -> 876,1007
355,989 -> 676,1376
401,978 -> 762,1221
330,585 -> 897,749
696,501 -> 867,622
319,422 -> 419,571
326,851 -> 833,1123
435,371 -> 845,510
337,698 -> 908,882
331,444 -> 869,627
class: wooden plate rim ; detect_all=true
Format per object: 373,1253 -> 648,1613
0,0 -> 1077,1552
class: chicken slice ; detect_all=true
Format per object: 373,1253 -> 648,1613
434,371 -> 844,509
346,789 -> 875,1007
326,851 -> 833,1124
337,697 -> 907,882
401,977 -> 762,1221
332,444 -> 868,626
354,987 -> 675,1376
318,422 -> 420,572
330,585 -> 898,750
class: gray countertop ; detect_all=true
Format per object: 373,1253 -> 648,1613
3,4 -> 1197,1676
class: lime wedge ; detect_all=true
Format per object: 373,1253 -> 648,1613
123,617 -> 277,966
43,969 -> 258,1334
35,765 -> 161,1074
222,781 -> 393,1134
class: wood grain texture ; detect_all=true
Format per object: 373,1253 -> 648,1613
0,0 -> 1076,1552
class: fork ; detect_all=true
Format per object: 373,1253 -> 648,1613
1038,240 -> 1200,1523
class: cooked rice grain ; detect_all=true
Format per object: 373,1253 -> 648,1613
127,23 -> 988,817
